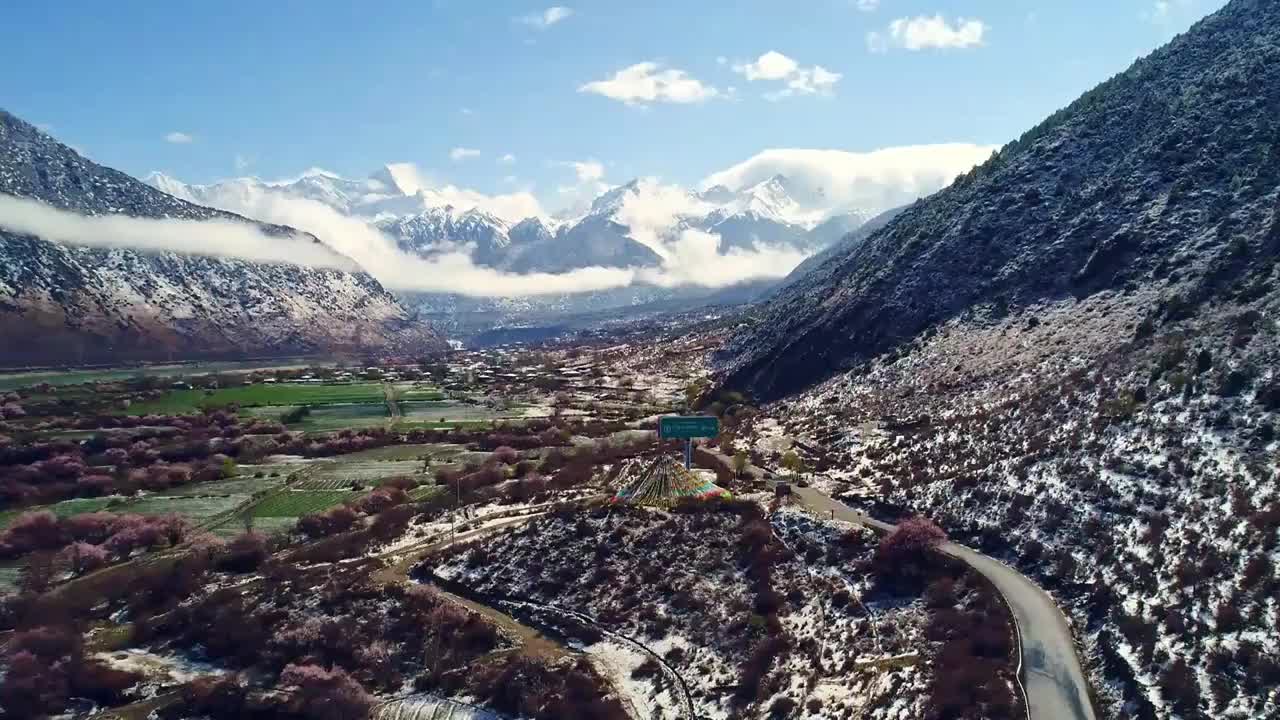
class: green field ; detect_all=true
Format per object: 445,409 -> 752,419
248,490 -> 360,517
118,495 -> 250,521
288,403 -> 392,431
126,383 -> 389,415
292,460 -> 426,490
0,497 -> 122,530
399,387 -> 446,401
156,475 -> 284,497
0,358 -> 331,391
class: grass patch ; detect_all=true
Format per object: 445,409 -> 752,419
409,485 -> 445,501
288,403 -> 391,432
248,490 -> 360,518
125,383 -> 387,415
117,495 -> 251,520
1,498 -> 123,530
336,443 -> 463,462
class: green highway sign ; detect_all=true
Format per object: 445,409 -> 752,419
659,415 -> 719,439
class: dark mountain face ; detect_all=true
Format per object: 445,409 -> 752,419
378,209 -> 511,268
502,216 -> 663,274
777,205 -> 906,291
720,0 -> 1280,402
0,110 -> 446,366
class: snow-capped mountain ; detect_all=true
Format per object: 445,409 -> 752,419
1,110 -> 446,366
377,206 -> 513,268
148,167 -> 873,274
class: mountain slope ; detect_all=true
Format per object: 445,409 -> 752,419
378,208 -> 513,268
777,205 -> 905,290
0,110 -> 446,365
721,0 -> 1280,400
719,2 -> 1280,718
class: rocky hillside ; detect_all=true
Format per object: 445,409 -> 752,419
720,0 -> 1280,402
0,110 -> 446,366
720,2 -> 1280,718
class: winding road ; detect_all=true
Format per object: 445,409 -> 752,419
705,446 -> 1096,720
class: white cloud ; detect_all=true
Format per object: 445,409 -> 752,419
449,147 -> 481,161
638,230 -> 807,288
715,55 -> 728,66
855,0 -> 880,11
733,51 -> 841,99
502,175 -> 519,184
554,159 -> 611,215
0,193 -> 352,271
612,179 -> 806,287
164,131 -> 194,144
579,62 -> 719,106
498,153 -> 517,165
700,144 -> 998,217
234,154 -> 253,172
874,15 -> 987,51
563,159 -> 605,183
459,107 -> 474,115
734,50 -> 799,81
518,6 -> 573,29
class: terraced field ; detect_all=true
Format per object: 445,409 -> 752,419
248,490 -> 361,518
291,460 -> 426,490
117,495 -> 250,522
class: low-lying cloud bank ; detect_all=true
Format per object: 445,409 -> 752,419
0,192 -> 640,298
701,144 -> 998,216
1,191 -> 799,298
0,194 -> 354,270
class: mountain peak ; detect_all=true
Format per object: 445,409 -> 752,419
369,163 -> 423,196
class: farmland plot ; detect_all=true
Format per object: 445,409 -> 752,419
249,490 -> 360,518
292,460 -> 426,490
126,382 -> 387,415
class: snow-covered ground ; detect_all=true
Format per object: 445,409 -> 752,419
750,293 -> 1280,719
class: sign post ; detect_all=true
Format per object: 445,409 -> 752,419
659,415 -> 720,469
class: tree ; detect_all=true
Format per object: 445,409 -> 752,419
297,505 -> 359,538
279,664 -> 373,720
492,446 -> 520,465
220,531 -> 269,573
0,511 -> 63,557
874,516 -> 947,581
56,542 -> 109,575
780,451 -> 806,474
732,451 -> 749,478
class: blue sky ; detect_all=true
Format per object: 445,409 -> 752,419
5,0 -> 1227,212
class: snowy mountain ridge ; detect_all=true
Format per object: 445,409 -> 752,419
1,110 -> 447,366
148,166 -> 870,274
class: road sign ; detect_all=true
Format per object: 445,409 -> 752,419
659,415 -> 719,439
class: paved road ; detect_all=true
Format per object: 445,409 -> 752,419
786,484 -> 1096,720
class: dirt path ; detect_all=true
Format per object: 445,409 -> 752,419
370,514 -> 570,663
383,382 -> 403,426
